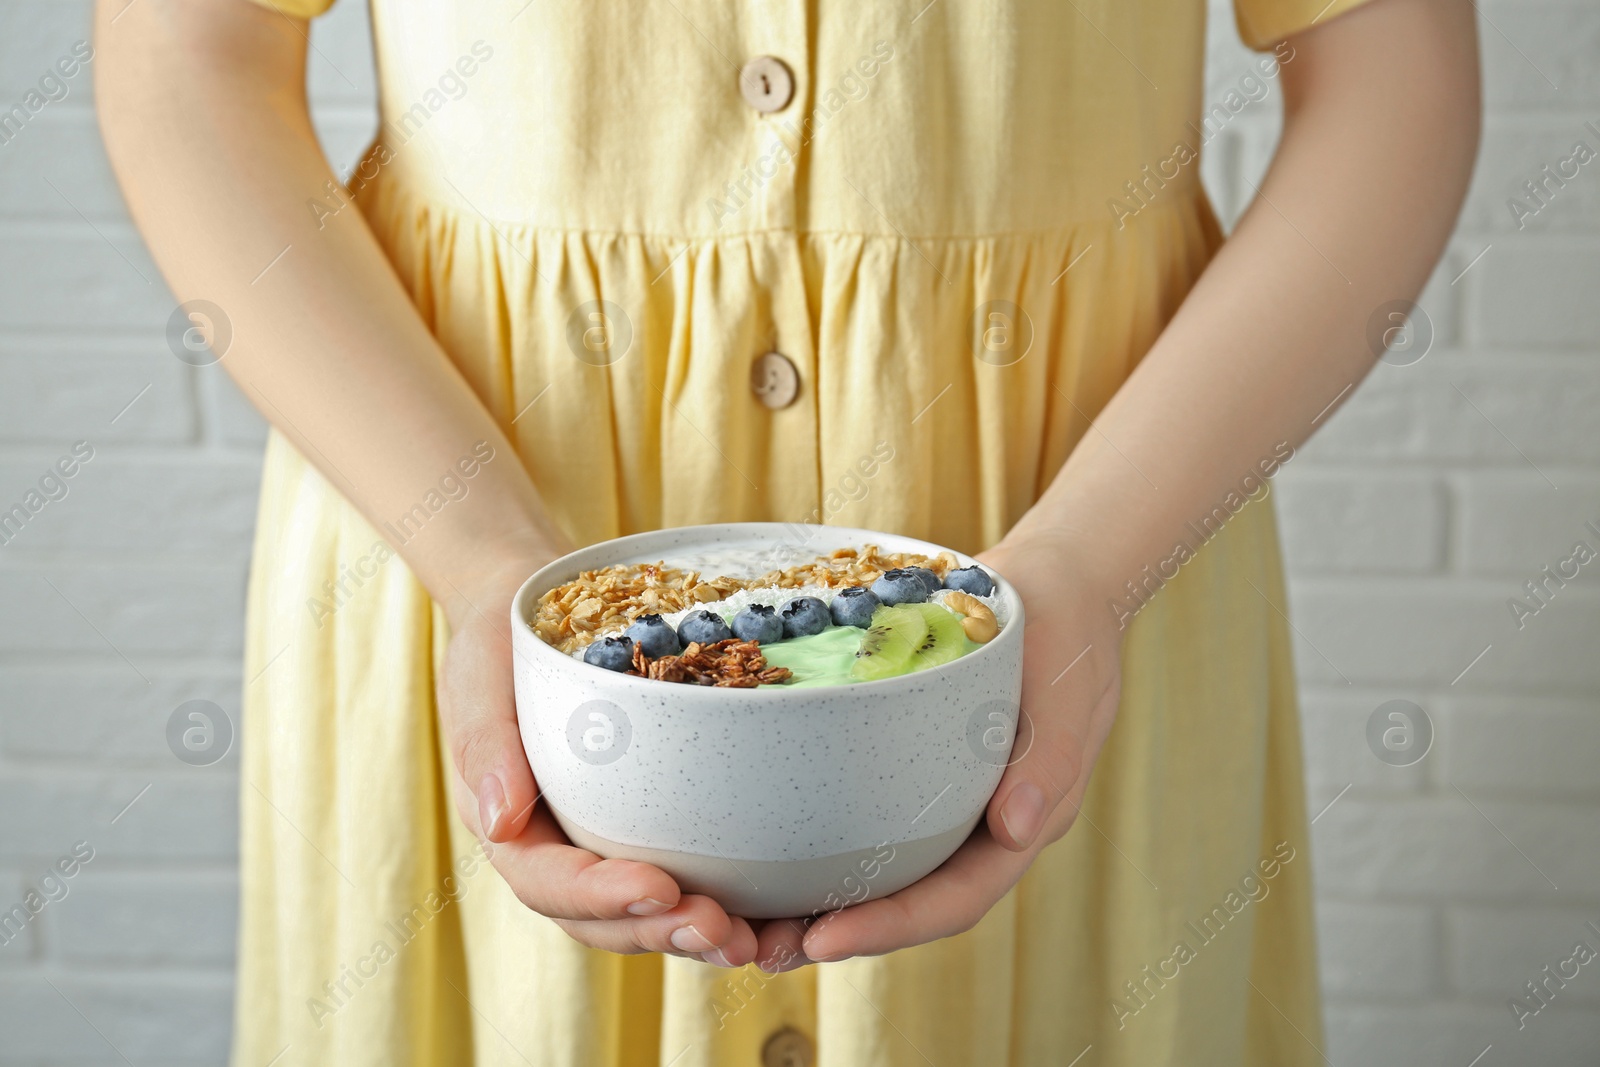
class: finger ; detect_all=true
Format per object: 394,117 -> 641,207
697,915 -> 759,969
802,826 -> 1030,962
985,623 -> 1112,851
439,613 -> 538,843
552,894 -> 740,958
752,917 -> 812,973
487,803 -> 684,921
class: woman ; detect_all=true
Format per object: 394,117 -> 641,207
97,0 -> 1478,1063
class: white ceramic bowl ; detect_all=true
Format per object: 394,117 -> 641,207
510,523 -> 1024,918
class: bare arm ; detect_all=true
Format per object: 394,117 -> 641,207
97,0 -> 759,967
797,0 -> 1479,962
1032,0 -> 1479,594
95,2 -> 560,606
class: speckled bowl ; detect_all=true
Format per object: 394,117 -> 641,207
510,523 -> 1024,919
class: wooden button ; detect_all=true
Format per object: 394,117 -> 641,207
761,1027 -> 815,1067
751,351 -> 800,409
739,56 -> 794,113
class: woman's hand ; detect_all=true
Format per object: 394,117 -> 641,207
750,530 -> 1125,966
750,0 -> 1480,970
436,552 -> 761,967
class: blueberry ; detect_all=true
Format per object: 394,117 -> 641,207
678,609 -> 733,646
829,586 -> 881,628
943,565 -> 996,597
907,566 -> 942,597
872,568 -> 930,606
731,603 -> 784,644
624,613 -> 681,658
582,635 -> 634,672
779,596 -> 829,638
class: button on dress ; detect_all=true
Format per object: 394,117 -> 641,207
235,1 -> 1371,1063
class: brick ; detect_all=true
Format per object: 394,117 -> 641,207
1311,798 -> 1599,901
0,455 -> 260,557
0,83 -> 369,229
1274,470 -> 1445,573
73,975 -> 235,1063
0,774 -> 237,862
1466,584 -> 1600,691
0,109 -> 122,223
1467,240 -> 1600,349
0,973 -> 232,1063
1445,906 -> 1600,1001
1282,578 -> 1600,688
0,562 -> 245,657
1326,1002 -> 1600,1067
0,3 -> 93,107
0,225 -> 172,331
1456,473 -> 1600,573
1480,1 -> 1600,107
1316,900 -> 1437,998
199,365 -> 269,448
0,666 -> 241,766
1299,689 -> 1433,794
1413,249 -> 1463,350
1302,355 -> 1600,466
1464,117 -> 1600,235
1284,580 -> 1480,686
0,874 -> 39,965
1437,695 -> 1600,795
53,871 -> 237,965
0,975 -> 110,1062
0,348 -> 195,444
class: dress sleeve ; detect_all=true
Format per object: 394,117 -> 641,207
241,0 -> 337,19
1231,0 -> 1382,50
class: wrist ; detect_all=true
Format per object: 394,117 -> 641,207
980,532 -> 1126,656
990,518 -> 1126,610
441,530 -> 568,633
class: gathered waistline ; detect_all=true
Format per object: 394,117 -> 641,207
349,144 -> 1214,247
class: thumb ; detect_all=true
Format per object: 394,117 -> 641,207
439,612 -> 538,844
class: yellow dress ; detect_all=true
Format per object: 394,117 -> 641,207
237,1 -> 1372,1063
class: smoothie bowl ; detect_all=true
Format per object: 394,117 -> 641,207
510,523 -> 1023,918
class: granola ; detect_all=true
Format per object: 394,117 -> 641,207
630,639 -> 794,687
532,544 -> 963,654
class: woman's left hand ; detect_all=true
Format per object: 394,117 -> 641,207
750,531 -> 1126,969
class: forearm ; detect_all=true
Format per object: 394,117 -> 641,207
95,0 -> 565,622
1013,0 -> 1479,613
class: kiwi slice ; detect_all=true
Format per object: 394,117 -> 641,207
850,605 -> 929,681
908,602 -> 967,672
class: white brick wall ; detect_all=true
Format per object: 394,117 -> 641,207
0,1 -> 368,1061
1203,3 -> 1600,1063
0,0 -> 1594,1062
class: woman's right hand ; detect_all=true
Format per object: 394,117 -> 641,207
436,554 -> 761,967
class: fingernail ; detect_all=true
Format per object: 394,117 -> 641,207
999,782 -> 1046,848
627,897 -> 671,916
702,946 -> 736,968
477,774 -> 509,840
670,923 -> 715,953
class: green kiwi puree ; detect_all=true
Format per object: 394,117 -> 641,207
757,624 -> 982,688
